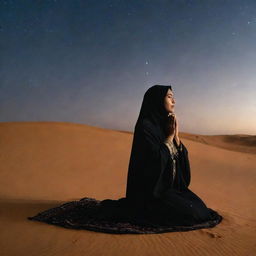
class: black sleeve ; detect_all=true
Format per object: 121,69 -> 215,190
173,137 -> 183,152
178,141 -> 191,187
139,119 -> 173,199
140,119 -> 171,162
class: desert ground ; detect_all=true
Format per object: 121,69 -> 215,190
0,121 -> 255,256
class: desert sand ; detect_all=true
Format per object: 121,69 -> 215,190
0,121 -> 255,256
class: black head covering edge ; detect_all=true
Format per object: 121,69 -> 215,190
135,84 -> 173,129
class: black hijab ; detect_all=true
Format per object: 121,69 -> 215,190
135,84 -> 173,131
125,85 -> 175,209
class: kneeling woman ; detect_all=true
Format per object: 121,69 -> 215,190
125,85 -> 222,227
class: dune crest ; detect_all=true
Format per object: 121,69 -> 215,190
178,132 -> 256,154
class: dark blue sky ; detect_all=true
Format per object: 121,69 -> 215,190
1,0 -> 255,135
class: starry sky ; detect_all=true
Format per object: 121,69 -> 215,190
1,0 -> 256,135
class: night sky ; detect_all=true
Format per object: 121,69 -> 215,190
1,0 -> 255,135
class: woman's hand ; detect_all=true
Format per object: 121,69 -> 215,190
165,113 -> 176,142
165,112 -> 181,146
173,114 -> 180,146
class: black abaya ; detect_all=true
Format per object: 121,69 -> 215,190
27,85 -> 222,234
124,116 -> 221,227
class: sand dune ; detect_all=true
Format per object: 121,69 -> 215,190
179,132 -> 256,154
0,122 -> 255,256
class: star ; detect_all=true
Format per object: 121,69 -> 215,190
247,19 -> 256,24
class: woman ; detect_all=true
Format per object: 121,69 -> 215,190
28,85 -> 222,234
124,85 -> 222,227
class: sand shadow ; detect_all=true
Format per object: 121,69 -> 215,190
0,197 -> 80,222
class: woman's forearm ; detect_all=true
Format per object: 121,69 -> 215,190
174,136 -> 180,146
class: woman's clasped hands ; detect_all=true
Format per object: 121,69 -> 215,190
166,112 -> 180,146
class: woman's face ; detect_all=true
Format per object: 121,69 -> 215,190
164,88 -> 175,113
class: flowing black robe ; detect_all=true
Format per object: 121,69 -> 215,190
123,117 -> 221,226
